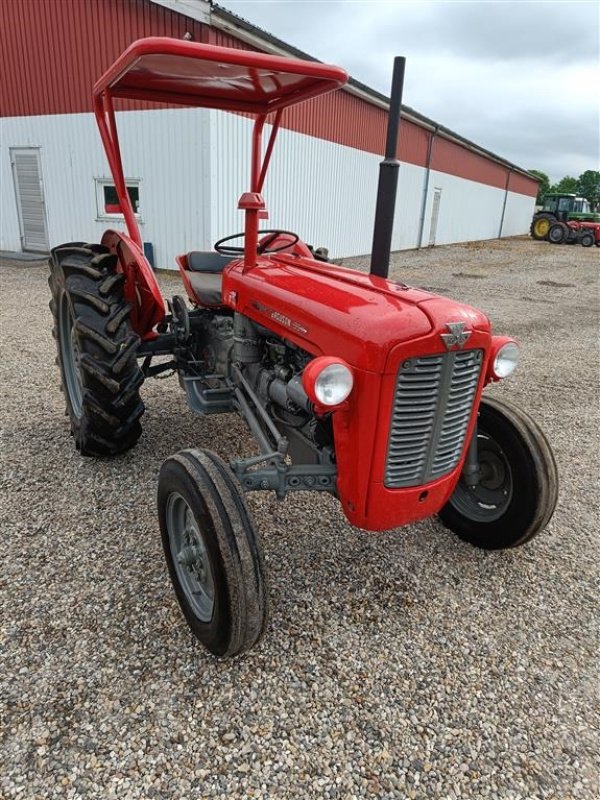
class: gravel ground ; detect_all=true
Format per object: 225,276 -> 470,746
1,237 -> 598,799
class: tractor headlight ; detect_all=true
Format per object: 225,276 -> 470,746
302,357 -> 354,407
491,340 -> 519,379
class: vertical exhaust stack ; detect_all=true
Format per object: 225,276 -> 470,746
370,56 -> 406,279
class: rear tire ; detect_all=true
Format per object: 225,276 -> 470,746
48,243 -> 145,456
438,396 -> 558,550
548,223 -> 566,244
530,214 -> 554,240
158,449 -> 268,657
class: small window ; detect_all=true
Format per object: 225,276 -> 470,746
95,178 -> 141,220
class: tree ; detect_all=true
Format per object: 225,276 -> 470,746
529,169 -> 550,204
577,170 -> 600,209
550,175 -> 578,194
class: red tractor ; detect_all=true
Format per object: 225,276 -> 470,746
548,219 -> 600,247
48,39 -> 558,657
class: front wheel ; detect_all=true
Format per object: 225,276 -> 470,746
158,449 -> 268,657
438,396 -> 558,549
580,231 -> 595,247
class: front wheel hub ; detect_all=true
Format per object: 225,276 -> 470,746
450,434 -> 513,522
177,544 -> 202,569
166,493 -> 215,622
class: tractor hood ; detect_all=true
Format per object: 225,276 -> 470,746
223,254 -> 490,373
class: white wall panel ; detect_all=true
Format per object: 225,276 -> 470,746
2,109 -> 536,267
209,112 -> 429,259
391,162 -> 428,251
209,111 -> 384,259
1,108 -> 211,267
501,191 -> 536,236
0,144 -> 22,250
421,171 -> 506,246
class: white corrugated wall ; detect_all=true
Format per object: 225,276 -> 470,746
208,110 -> 535,258
1,108 -> 212,267
1,108 -> 535,266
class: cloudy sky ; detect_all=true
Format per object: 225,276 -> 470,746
218,0 -> 599,182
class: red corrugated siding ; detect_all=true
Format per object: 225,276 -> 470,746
209,29 -> 431,169
432,137 -> 508,191
0,0 -> 538,198
508,171 -> 538,196
0,0 -> 207,116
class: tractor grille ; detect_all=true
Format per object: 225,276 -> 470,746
384,350 -> 483,488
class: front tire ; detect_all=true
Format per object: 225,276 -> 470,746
158,449 -> 268,657
48,243 -> 145,456
438,396 -> 558,549
580,231 -> 595,247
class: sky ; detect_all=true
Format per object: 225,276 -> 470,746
218,0 -> 599,182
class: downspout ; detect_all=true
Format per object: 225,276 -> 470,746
417,126 -> 438,249
498,168 -> 512,238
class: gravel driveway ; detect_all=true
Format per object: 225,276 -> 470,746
1,237 -> 598,799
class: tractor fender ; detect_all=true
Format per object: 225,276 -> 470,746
101,229 -> 166,339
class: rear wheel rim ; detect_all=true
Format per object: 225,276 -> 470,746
534,218 -> 550,237
549,227 -> 564,243
449,433 -> 513,522
58,293 -> 83,418
166,492 -> 215,622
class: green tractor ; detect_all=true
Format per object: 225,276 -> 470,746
530,193 -> 600,240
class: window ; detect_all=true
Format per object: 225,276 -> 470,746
573,199 -> 590,214
95,178 -> 141,220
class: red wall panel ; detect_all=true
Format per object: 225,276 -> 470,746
432,137 -> 508,191
0,0 -> 207,116
508,171 -> 539,196
0,0 -> 538,198
208,29 -> 431,169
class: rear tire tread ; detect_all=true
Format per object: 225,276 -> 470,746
48,242 -> 145,456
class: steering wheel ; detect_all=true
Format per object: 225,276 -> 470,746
214,229 -> 300,256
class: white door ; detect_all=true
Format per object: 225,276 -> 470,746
10,147 -> 50,252
428,187 -> 442,246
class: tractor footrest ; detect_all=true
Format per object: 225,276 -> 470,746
182,376 -> 234,415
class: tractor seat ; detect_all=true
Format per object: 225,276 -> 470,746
184,251 -> 232,306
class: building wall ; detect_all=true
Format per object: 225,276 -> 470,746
0,109 -> 211,265
0,0 -> 537,262
208,110 -> 535,259
1,106 -> 536,264
0,0 -> 208,116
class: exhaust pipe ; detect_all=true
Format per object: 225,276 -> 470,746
370,56 -> 406,279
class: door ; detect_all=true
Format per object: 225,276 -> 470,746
10,147 -> 50,252
428,187 -> 442,246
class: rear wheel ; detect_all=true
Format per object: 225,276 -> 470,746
158,448 -> 268,657
48,243 -> 144,456
548,223 -> 566,244
438,396 -> 558,549
530,214 -> 554,240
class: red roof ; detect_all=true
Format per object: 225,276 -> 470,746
93,37 -> 348,114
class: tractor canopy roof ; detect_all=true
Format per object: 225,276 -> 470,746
93,37 -> 348,113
